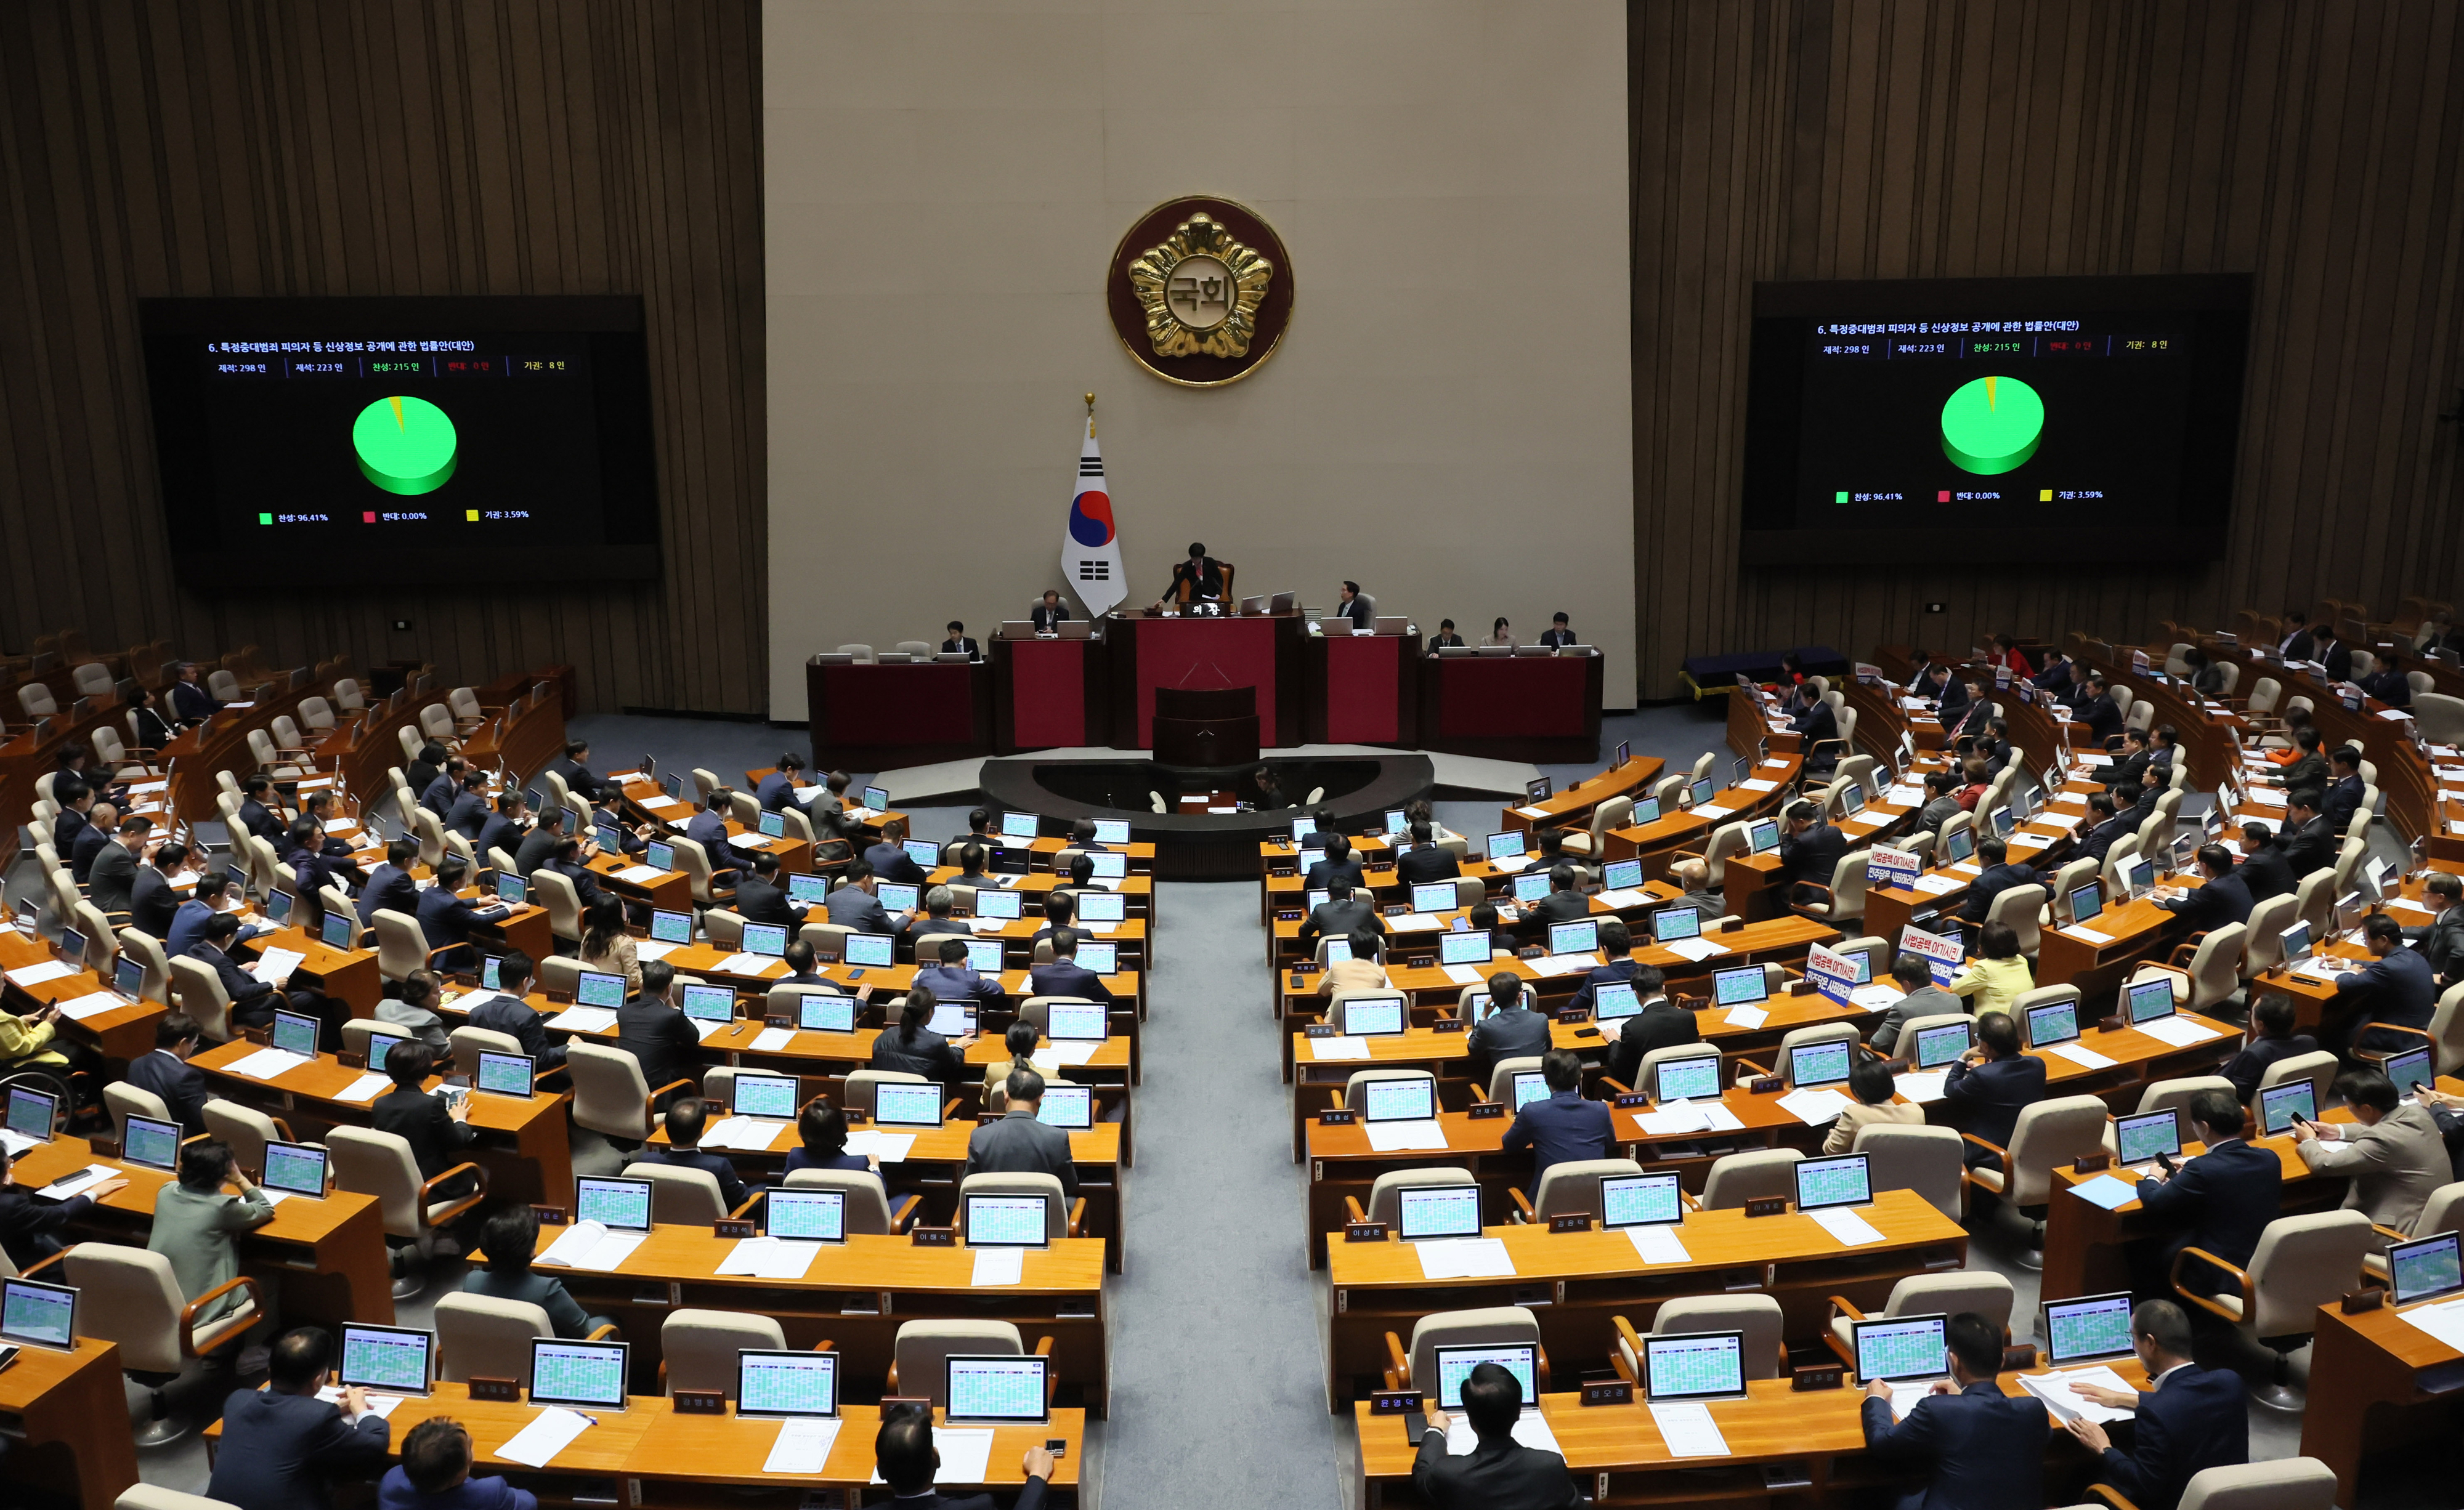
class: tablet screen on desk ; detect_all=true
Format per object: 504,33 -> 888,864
578,970 -> 628,1009
339,1323 -> 433,1395
477,1051 -> 534,1097
270,1009 -> 319,1059
320,910 -> 355,949
2279,921 -> 2312,963
2391,1232 -> 2464,1306
875,882 -> 920,913
1712,966 -> 1767,1007
1794,1153 -> 1871,1211
1486,832 -> 1526,863
1412,882 -> 1457,914
1651,906 -> 1702,943
1077,890 -> 1126,923
2125,858 -> 2157,898
962,940 -> 1004,974
1942,826 -> 1974,863
1988,806 -> 2014,838
923,999 -> 975,1037
646,841 -> 675,873
2123,976 -> 2176,1025
1046,1003 -> 1108,1041
1602,1170 -> 1684,1229
796,993 -> 856,1034
1689,778 -> 1716,808
1911,1020 -> 1972,1070
2259,1080 -> 2316,1135
1087,852 -> 1127,879
0,1277 -> 77,1351
1341,996 -> 1407,1038
1384,810 -> 1409,834
843,934 -> 894,968
1074,942 -> 1119,975
2068,883 -> 2103,925
732,1072 -> 797,1120
1852,1314 -> 1947,1384
122,1113 -> 180,1172
1433,1344 -> 1536,1410
2043,1292 -> 2135,1365
1037,1084 -> 1093,1129
531,1339 -> 628,1410
1000,811 -> 1040,841
742,924 -> 788,959
1645,1330 -> 1746,1402
945,1354 -> 1048,1424
1361,1075 -> 1435,1122
2385,1046 -> 2436,1096
766,1189 -> 846,1243
1788,1040 -> 1852,1089
2115,1110 -> 2181,1166
1512,873 -> 1552,904
973,888 -> 1023,919
1509,1071 -> 1549,1112
681,983 -> 736,1025
650,909 -> 693,944
872,1082 -> 944,1128
1549,919 -> 1599,956
1603,858 -> 1643,890
1592,982 -> 1641,1022
760,812 -> 788,840
1652,1054 -> 1721,1104
6,1086 -> 59,1145
1289,817 -> 1317,843
964,1193 -> 1050,1248
1396,1184 -> 1481,1242
1440,931 -> 1491,966
738,1349 -> 839,1417
1748,818 -> 1781,855
1632,796 -> 1663,826
1093,820 -> 1132,846
2025,998 -> 2080,1048
575,1176 -> 654,1232
787,874 -> 829,907
262,1139 -> 328,1198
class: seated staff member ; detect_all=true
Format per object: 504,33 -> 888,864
1484,617 -> 1515,648
1394,821 -> 1459,884
1523,863 -> 1589,929
1788,683 -> 1839,772
755,751 -> 808,813
2362,648 -> 2414,709
686,789 -> 758,877
235,775 -> 288,847
472,792 -> 529,868
1826,1056 -> 1924,1155
1031,589 -> 1071,633
2321,746 -> 2369,830
383,1416 -> 539,1510
1869,954 -> 1962,1057
906,886 -> 972,955
373,1040 -> 479,1197
1860,1316 -> 2050,1508
1948,922 -> 2033,1019
641,1096 -> 751,1211
462,1205 -> 614,1339
966,1067 -> 1081,1203
2407,871 -> 2464,985
1030,892 -> 1085,956
2293,1068 -> 2448,1233
1501,1049 -> 1611,1194
2279,788 -> 2340,877
150,1139 -> 275,1325
209,1326 -> 393,1510
1603,966 -> 1696,1085
169,661 -> 221,724
1944,1010 -> 2045,1171
914,934 -> 1006,1015
824,860 -> 909,935
2327,914 -> 2436,1057
1335,581 -> 1374,629
2217,994 -> 2318,1104
466,951 -> 564,1069
1415,1360 -> 1584,1510
1424,620 -> 1466,655
376,971 -> 452,1052
2273,724 -> 2327,785
2062,1300 -> 2248,1510
169,869 -> 259,955
2074,791 -> 2131,864
68,799 -> 118,882
547,739 -> 606,804
1666,858 -> 1724,919
2131,1089 -> 2278,1301
1916,771 -> 1962,833
869,986 -> 976,1085
539,834 -> 611,911
2152,844 -> 2252,931
1536,612 -> 1578,649
941,620 -> 981,659
785,1101 -> 876,1176
445,770 -> 494,841
1467,972 -> 1552,1086
86,814 -> 148,918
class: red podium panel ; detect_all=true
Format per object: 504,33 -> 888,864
806,660 -> 991,769
1002,639 -> 1088,749
1419,653 -> 1602,762
1319,633 -> 1405,743
1122,616 -> 1284,748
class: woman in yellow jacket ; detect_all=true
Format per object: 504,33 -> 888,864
1948,921 -> 2034,1019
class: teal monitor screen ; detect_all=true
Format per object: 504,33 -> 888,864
963,1193 -> 1050,1248
1601,1171 -> 1684,1229
530,1339 -> 628,1409
732,1073 -> 796,1119
1037,1084 -> 1093,1128
766,1189 -> 846,1243
339,1323 -> 433,1394
122,1114 -> 180,1171
1913,1020 -> 1971,1068
1794,1153 -> 1872,1211
1853,1314 -> 1947,1384
1644,1330 -> 1746,1402
737,1349 -> 838,1417
0,1278 -> 78,1350
1592,982 -> 1640,1021
2391,1232 -> 2464,1306
1433,1344 -> 1536,1411
2115,1110 -> 2181,1165
650,910 -> 693,943
2125,977 -> 2176,1024
2044,1292 -> 2135,1364
2259,1080 -> 2316,1135
796,993 -> 856,1033
1362,1075 -> 1435,1122
578,971 -> 626,1008
1603,859 -> 1644,889
1440,931 -> 1490,965
1653,1054 -> 1721,1103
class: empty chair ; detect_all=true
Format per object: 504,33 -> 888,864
662,1309 -> 787,1396
116,1489 -> 245,1510
1562,795 -> 1632,859
1963,1094 -> 2110,1263
567,1041 -> 691,1142
1510,1157 -> 1644,1225
1385,1305 -> 1546,1396
1824,1272 -> 2016,1368
2173,1209 -> 2376,1407
66,1243 -> 262,1445
1615,1294 -> 1786,1384
781,1166 -> 923,1233
888,1319 -> 1049,1405
2255,1049 -> 2338,1116
201,1098 -> 291,1175
1852,1123 -> 1967,1222
1699,1149 -> 1804,1209
434,1293 -> 556,1384
2240,894 -> 2300,980
373,908 -> 452,982
2128,1459 -> 2341,1510
329,1124 -> 488,1297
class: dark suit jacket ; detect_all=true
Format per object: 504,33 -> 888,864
419,772 -> 461,819
1958,862 -> 2039,925
2333,947 -> 2438,1048
940,636 -> 983,659
2282,815 -> 2340,878
131,866 -> 180,939
2136,1138 -> 2281,1286
371,1086 -> 478,1179
733,876 -> 796,927
416,885 -> 500,969
870,1026 -> 967,1084
1027,961 -> 1113,1007
913,962 -> 1003,1014
1568,958 -> 1638,1017
1031,604 -> 1070,632
2218,1034 -> 2321,1104
1944,1055 -> 2048,1156
615,997 -> 702,1094
1411,1425 -> 1584,1509
188,940 -> 276,1016
236,797 -> 286,847
379,1466 -> 536,1510
548,757 -> 605,803
864,841 -> 929,887
357,864 -> 421,929
1396,845 -> 1462,885
87,839 -> 140,916
2319,640 -> 2353,682
1934,677 -> 1972,717
1607,1001 -> 1702,1085
687,810 -> 754,874
126,1048 -> 210,1134
2072,693 -> 2123,744
1338,597 -> 1374,629
1860,1381 -> 2048,1510
2077,813 -> 2137,864
2104,750 -> 2152,794
467,992 -> 566,1068
645,1145 -> 750,1211
207,1386 -> 392,1510
445,789 -> 493,840
0,1187 -> 99,1268
2235,845 -> 2295,902
69,822 -> 111,883
2362,667 -> 2413,708
513,825 -> 562,877
1791,697 -> 1839,762
1778,821 -> 1848,894
1502,1089 -> 1614,1190
473,813 -> 525,865
2322,773 -> 2366,830
1526,890 -> 1590,928
753,772 -> 800,812
1167,556 -> 1225,600
1299,897 -> 1383,947
52,805 -> 91,862
2094,1364 -> 2250,1510
964,1107 -> 1080,1201
1467,1006 -> 1555,1084
1304,855 -> 1367,892
2158,871 -> 2252,932
171,680 -> 220,722
870,1484 -> 1047,1510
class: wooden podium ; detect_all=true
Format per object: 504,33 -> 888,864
1152,685 -> 1258,767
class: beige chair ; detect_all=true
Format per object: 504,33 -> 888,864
1791,851 -> 1869,926
1766,1022 -> 1861,1085
65,1243 -> 262,1444
782,1166 -> 922,1233
1510,1157 -> 1645,1225
448,1023 -> 527,1078
567,1041 -> 692,1141
168,956 -> 234,1042
703,907 -> 746,950
201,1098 -> 291,1176
1696,821 -> 1750,890
1613,1294 -> 1786,1384
2174,1209 -> 2376,1407
1343,1068 -> 1436,1112
1385,1306 -> 1546,1396
330,1124 -> 488,1297
1341,1166 -> 1479,1228
2046,858 -> 2101,923
2240,894 -> 2300,980
888,1319 -> 1051,1405
841,1068 -> 930,1115
1700,1149 -> 1804,1210
373,908 -> 453,982
2086,1458 -> 2340,1510
1562,795 -> 1632,859
2363,1180 -> 2464,1280
1483,1056 -> 1548,1107
1823,1272 -> 2015,1367
538,956 -> 585,996
1853,1123 -> 1966,1221
116,927 -> 172,1004
1984,882 -> 2047,956
669,834 -> 737,906
959,1171 -> 1081,1239
662,1309 -> 787,1396
623,1160 -> 744,1224
116,1488 -> 245,1510
339,1017 -> 397,1062
1963,1094 -> 2110,1263
2255,1049 -> 2338,1117
2102,1076 -> 2237,1158
103,1081 -> 174,1146
434,1293 -> 565,1384
2009,983 -> 2083,1045
530,866 -> 585,945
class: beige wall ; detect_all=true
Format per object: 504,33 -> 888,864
764,0 -> 1634,722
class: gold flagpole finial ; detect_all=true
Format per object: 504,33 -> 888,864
1085,391 -> 1096,436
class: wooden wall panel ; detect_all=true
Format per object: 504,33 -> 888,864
1631,0 -> 2464,697
0,0 -> 766,714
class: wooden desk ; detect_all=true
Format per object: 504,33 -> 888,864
1500,756 -> 1667,836
581,849 -> 692,911
1419,649 -> 1604,763
922,868 -> 1156,924
2301,1301 -> 2464,1506
2036,1129 -> 2344,1304
1323,1189 -> 1966,1407
475,1227 -> 1113,1413
11,1134 -> 395,1328
0,931 -> 163,1067
190,1038 -> 575,1205
242,924 -> 386,1017
1268,887 -> 1677,969
205,1386 -> 1086,1500
0,1336 -> 141,1510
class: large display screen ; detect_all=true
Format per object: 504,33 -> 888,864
139,296 -> 659,584
1740,275 -> 2249,563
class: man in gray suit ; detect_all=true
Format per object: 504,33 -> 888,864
823,861 -> 910,935
1870,953 -> 1965,1056
2295,1069 -> 2450,1234
964,1067 -> 1079,1203
86,814 -> 149,918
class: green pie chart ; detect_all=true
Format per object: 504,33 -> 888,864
1939,374 -> 2043,475
352,395 -> 458,496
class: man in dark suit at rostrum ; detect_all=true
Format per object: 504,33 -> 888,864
1158,540 -> 1226,605
938,621 -> 983,660
1395,821 -> 1461,885
1412,1361 -> 1584,1510
1030,589 -> 1071,634
1297,877 -> 1384,950
964,1067 -> 1079,1202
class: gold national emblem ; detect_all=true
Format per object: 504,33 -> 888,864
1125,214 -> 1275,360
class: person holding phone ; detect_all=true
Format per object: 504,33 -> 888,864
2292,1069 -> 2447,1233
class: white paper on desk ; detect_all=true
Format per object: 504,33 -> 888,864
2136,1016 -> 2221,1048
971,1247 -> 1025,1287
1778,1088 -> 1851,1126
4,961 -> 75,988
253,947 -> 307,986
1595,888 -> 1651,910
54,990 -> 127,1020
336,1072 -> 392,1104
1628,1224 -> 1692,1266
322,817 -> 355,834
2050,793 -> 2088,808
1662,936 -> 1727,963
700,1116 -> 784,1152
640,795 -> 684,812
1448,1410 -> 1562,1457
1417,1237 -> 1515,1280
1809,1206 -> 1884,1247
224,1047 -> 313,1081
1740,778 -> 1781,793
1085,921 -> 1119,937
764,1416 -> 843,1474
2396,1296 -> 2464,1352
687,1017 -> 732,1043
1884,785 -> 1926,805
1849,983 -> 1899,1011
750,1026 -> 796,1052
2059,927 -> 2115,947
1913,875 -> 1963,895
2019,1367 -> 2138,1425
2067,1174 -> 2142,1211
1032,1041 -> 1099,1068
622,942 -> 683,966
2296,957 -> 2350,982
0,1128 -> 39,1157
1366,1119 -> 1450,1153
1527,955 -> 1581,978
1724,1005 -> 1769,1029
1881,1381 -> 1935,1420
315,1386 -> 408,1419
1387,913 -> 1444,933
2048,1042 -> 2118,1070
1895,1071 -> 1950,1104
2248,788 -> 2287,807
36,1164 -> 118,1201
1488,855 -> 1530,874
613,864 -> 668,884
1443,964 -> 1486,986
1700,1102 -> 1744,1131
496,1407 -> 594,1469
1637,1100 -> 1709,1136
843,1130 -> 915,1163
713,952 -> 784,977
2380,708 -> 2417,722
534,1220 -> 645,1272
716,1236 -> 822,1280
2388,897 -> 2434,916
548,1006 -> 619,1033
1310,1035 -> 1372,1061
1514,805 -> 1550,819
1647,1401 -> 1731,1458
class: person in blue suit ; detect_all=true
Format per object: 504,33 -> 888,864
755,751 -> 807,813
1567,919 -> 1641,1018
444,770 -> 493,840
358,839 -> 423,930
2131,1089 -> 2281,1300
208,1326 -> 392,1510
1956,838 -> 2038,925
185,911 -> 278,1027
1789,682 -> 1839,770
1499,1049 -> 1613,1196
2328,914 -> 2438,1056
2061,1299 -> 2248,1510
380,1416 -> 537,1510
685,789 -> 756,876
1943,1012 -> 2046,1170
639,1096 -> 750,1211
415,856 -> 508,974
1026,932 -> 1114,1009
1859,1312 -> 2048,1510
471,791 -> 529,867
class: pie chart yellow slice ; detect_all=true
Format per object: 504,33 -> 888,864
352,395 -> 458,496
1939,374 -> 2043,475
